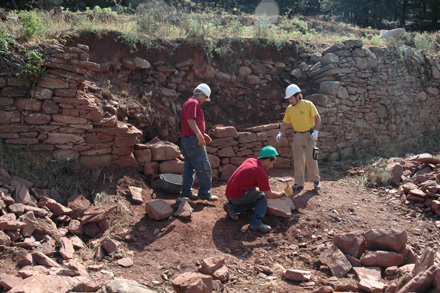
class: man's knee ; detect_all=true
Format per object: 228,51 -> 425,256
256,193 -> 268,203
195,160 -> 211,175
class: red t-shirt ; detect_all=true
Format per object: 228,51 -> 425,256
225,158 -> 271,198
181,97 -> 206,137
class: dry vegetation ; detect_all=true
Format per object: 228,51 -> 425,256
1,1 -> 439,55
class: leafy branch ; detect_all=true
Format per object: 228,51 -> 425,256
0,28 -> 46,89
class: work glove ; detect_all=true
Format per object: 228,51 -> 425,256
276,132 -> 282,143
197,133 -> 206,146
203,133 -> 212,145
283,186 -> 293,197
311,130 -> 319,142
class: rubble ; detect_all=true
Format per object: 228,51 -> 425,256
369,154 -> 440,219
316,228 -> 440,292
0,168 -> 126,292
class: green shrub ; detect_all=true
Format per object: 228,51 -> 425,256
92,6 -> 118,16
182,14 -> 221,39
19,10 -> 44,41
228,18 -> 243,36
0,28 -> 16,57
135,0 -> 180,38
255,23 -> 270,38
0,28 -> 46,86
361,33 -> 386,46
0,28 -> 22,74
413,32 -> 435,52
279,17 -> 307,34
16,49 -> 45,85
137,11 -> 161,36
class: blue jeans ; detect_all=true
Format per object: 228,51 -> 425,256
227,188 -> 268,226
180,136 -> 212,197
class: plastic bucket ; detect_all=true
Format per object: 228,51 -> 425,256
159,173 -> 183,194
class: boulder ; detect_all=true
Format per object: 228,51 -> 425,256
171,272 -> 213,293
145,200 -> 173,220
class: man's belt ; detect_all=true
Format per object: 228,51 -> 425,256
294,129 -> 313,134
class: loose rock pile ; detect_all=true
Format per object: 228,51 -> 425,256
0,168 -> 150,292
316,229 -> 439,292
381,153 -> 440,218
169,229 -> 440,293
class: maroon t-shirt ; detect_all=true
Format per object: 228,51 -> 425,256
181,97 -> 205,137
225,158 -> 271,198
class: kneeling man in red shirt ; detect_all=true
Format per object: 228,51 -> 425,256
224,146 -> 287,233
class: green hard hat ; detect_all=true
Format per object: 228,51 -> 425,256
258,145 -> 279,159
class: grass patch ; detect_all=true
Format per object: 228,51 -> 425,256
362,160 -> 392,187
4,3 -> 437,56
94,191 -> 132,233
0,141 -> 113,202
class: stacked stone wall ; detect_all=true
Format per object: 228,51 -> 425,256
139,124 -> 296,181
0,44 -> 143,168
313,40 -> 440,160
91,38 -> 440,162
0,39 -> 439,181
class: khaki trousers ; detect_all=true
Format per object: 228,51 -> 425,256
292,132 -> 320,186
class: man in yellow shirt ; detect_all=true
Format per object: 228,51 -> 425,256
276,84 -> 321,191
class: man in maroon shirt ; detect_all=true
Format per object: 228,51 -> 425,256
224,146 -> 287,232
179,83 -> 217,201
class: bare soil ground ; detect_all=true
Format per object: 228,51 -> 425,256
98,162 -> 440,292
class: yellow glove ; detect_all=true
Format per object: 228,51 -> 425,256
283,186 -> 292,197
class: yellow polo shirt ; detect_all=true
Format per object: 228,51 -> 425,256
283,100 -> 318,132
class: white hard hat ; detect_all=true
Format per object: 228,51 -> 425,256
285,84 -> 301,99
195,83 -> 211,101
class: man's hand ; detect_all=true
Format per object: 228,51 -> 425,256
197,133 -> 206,146
276,132 -> 282,143
203,133 -> 212,145
311,130 -> 319,142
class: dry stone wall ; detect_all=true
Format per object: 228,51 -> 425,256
139,124 -> 295,181
91,38 -> 440,163
0,39 -> 439,181
311,40 -> 440,160
105,39 -> 440,181
0,44 -> 143,169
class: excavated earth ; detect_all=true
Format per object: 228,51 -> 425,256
103,162 -> 440,292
